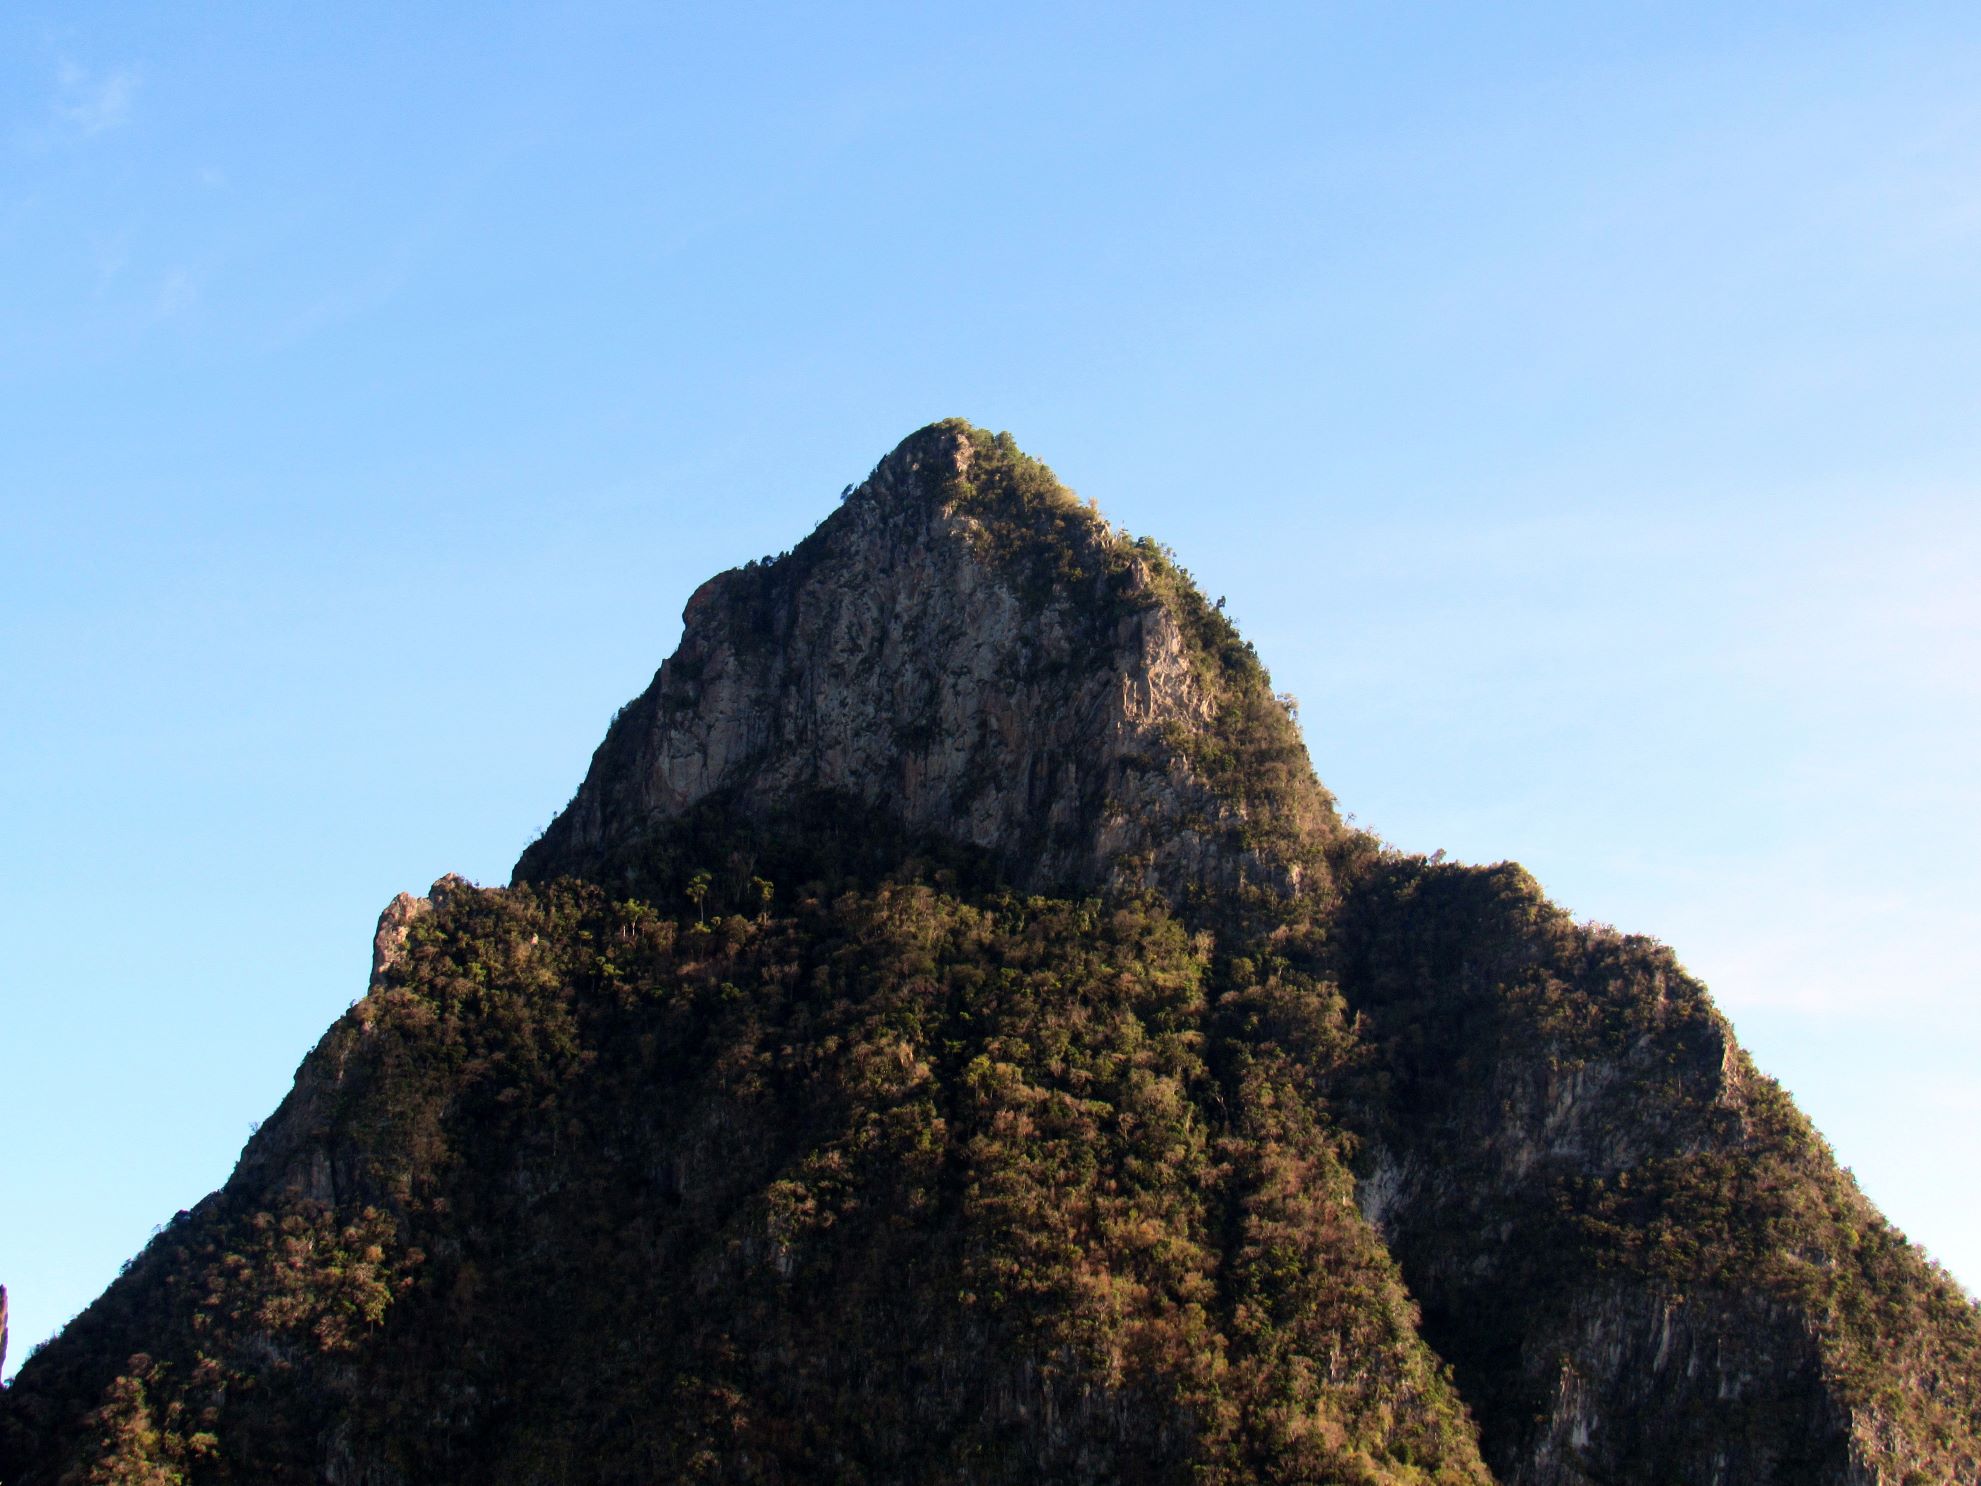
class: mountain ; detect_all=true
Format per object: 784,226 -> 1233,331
3,421 -> 1976,1485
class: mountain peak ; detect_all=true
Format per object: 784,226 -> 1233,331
516,423 -> 1336,903
866,416 -> 977,489
9,426 -> 1980,1486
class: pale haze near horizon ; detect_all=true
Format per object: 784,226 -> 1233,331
4,4 -> 1979,1378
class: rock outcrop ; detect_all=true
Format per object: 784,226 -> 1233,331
369,890 -> 431,989
517,420 -> 1334,906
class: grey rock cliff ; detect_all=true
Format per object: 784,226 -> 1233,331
516,420 -> 1331,902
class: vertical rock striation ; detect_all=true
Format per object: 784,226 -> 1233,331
517,420 -> 1335,907
1332,857 -> 1980,1484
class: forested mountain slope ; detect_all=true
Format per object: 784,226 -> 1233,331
4,423 -> 1974,1485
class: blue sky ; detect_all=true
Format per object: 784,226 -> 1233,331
5,3 -> 1979,1375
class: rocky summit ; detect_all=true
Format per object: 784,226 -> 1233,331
517,419 -> 1335,906
4,421 -> 1976,1485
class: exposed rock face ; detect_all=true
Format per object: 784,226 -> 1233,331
517,421 -> 1332,904
1333,862 -> 1823,1482
2,423 -> 1976,1486
1329,856 -> 1980,1485
369,890 -> 431,988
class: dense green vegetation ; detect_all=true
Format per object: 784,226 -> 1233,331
18,850 -> 1972,1482
1,879 -> 1490,1484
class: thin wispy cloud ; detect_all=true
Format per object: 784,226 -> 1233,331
89,229 -> 130,293
54,61 -> 139,138
154,267 -> 198,320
